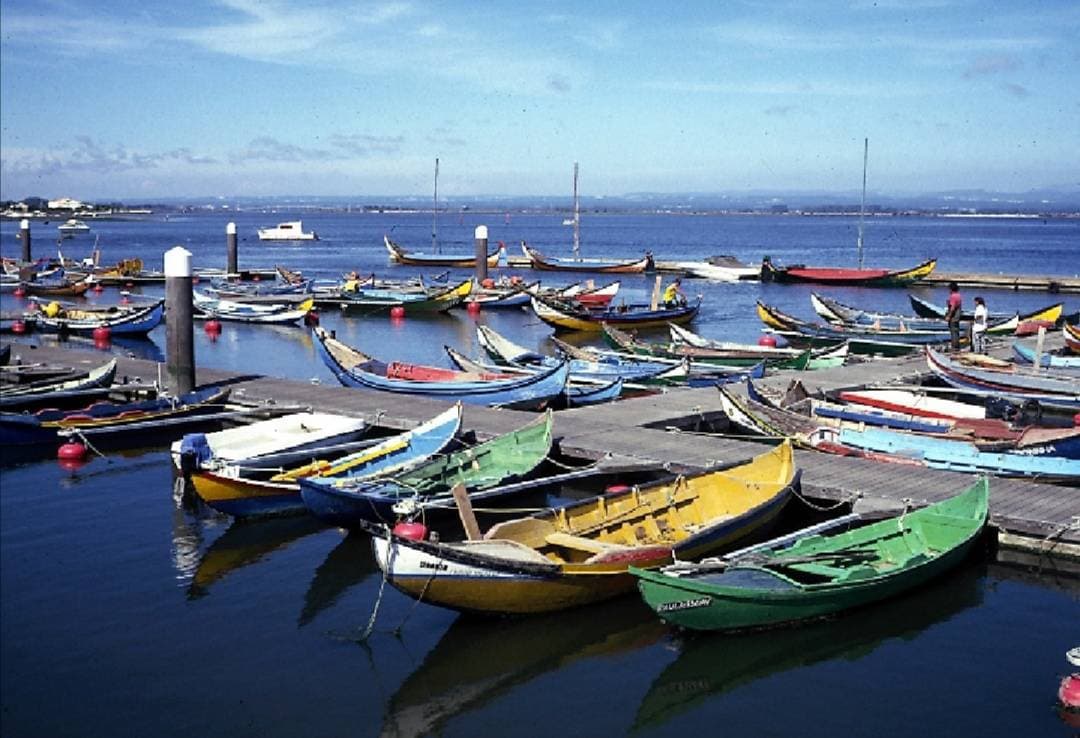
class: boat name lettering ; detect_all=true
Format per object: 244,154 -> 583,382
419,559 -> 449,571
657,596 -> 712,613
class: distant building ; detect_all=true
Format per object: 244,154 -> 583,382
47,197 -> 84,210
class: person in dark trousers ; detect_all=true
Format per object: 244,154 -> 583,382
944,281 -> 963,350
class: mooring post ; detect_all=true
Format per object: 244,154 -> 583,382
19,219 -> 31,263
226,222 -> 238,275
164,246 -> 196,395
474,225 -> 489,283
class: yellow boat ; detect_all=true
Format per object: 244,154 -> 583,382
370,441 -> 799,615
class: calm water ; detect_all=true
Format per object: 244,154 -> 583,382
2,213 -> 1079,737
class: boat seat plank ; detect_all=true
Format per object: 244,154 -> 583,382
544,532 -> 626,554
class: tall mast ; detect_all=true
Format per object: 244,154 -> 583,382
432,157 -> 439,254
857,138 -> 867,269
572,161 -> 580,258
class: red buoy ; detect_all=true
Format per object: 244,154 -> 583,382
92,325 -> 111,342
58,441 -> 88,462
1073,413 -> 1080,428
1060,674 -> 1080,710
204,319 -> 222,336
92,283 -> 104,293
758,334 -> 778,347
393,521 -> 428,541
466,300 -> 482,314
389,306 -> 406,319
605,484 -> 631,495
13,286 -> 26,298
11,320 -> 27,334
481,278 -> 495,289
304,310 -> 320,326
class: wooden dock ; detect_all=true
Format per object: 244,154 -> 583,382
8,342 -> 1078,557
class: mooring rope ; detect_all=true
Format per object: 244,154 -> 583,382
357,526 -> 394,642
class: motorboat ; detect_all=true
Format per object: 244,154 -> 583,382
57,218 -> 90,234
257,220 -> 319,241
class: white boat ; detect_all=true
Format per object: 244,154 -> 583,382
675,256 -> 760,282
257,220 -> 319,241
171,412 -> 369,472
57,218 -> 90,234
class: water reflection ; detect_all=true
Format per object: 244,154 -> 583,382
381,599 -> 665,738
25,332 -> 166,363
298,532 -> 376,628
631,561 -> 987,731
186,515 -> 329,599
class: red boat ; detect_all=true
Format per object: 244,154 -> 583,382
760,257 -> 937,287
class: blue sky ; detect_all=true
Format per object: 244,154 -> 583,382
1,0 -> 1078,200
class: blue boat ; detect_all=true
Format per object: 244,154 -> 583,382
31,299 -> 165,336
838,425 -> 1080,480
566,377 -> 623,406
926,347 -> 1080,409
1,384 -> 230,446
313,326 -> 570,409
299,411 -> 554,527
190,404 -> 463,518
1011,341 -> 1080,371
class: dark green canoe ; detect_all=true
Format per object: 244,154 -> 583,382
631,477 -> 989,631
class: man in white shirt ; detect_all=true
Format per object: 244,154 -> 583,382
972,296 -> 988,354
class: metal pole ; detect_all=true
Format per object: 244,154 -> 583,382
474,225 -> 489,283
19,219 -> 31,263
164,246 -> 195,395
226,222 -> 238,275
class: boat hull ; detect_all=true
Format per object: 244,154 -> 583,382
761,258 -> 936,287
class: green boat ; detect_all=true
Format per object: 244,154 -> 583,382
602,323 -> 812,369
631,477 -> 989,631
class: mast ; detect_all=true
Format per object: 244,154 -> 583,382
572,161 -> 580,258
432,157 -> 439,254
857,138 -> 867,269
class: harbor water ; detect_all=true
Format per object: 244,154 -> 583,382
2,212 -> 1079,737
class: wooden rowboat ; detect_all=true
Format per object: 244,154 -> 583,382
530,294 -> 699,333
385,235 -> 503,268
30,299 -> 164,336
1066,323 -> 1080,354
1012,340 -> 1080,371
369,441 -> 799,615
521,242 -> 653,274
760,257 -> 936,287
632,477 -> 989,631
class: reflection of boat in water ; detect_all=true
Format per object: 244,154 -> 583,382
298,532 -> 377,627
632,560 -> 986,731
381,599 -> 664,738
188,515 -> 328,598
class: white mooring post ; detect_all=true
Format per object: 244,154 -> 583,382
164,246 -> 196,395
474,225 -> 489,283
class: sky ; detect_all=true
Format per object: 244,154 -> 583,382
1,0 -> 1078,200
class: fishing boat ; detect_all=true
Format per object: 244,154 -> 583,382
1066,324 -> 1080,354
811,293 -> 1021,336
384,235 -> 504,268
760,257 -> 937,287
603,323 -> 809,368
172,411 -> 370,474
519,163 -> 655,274
189,405 -> 463,518
530,294 -> 699,332
559,280 -> 621,307
20,272 -> 94,297
257,221 -> 319,241
837,425 -> 1080,479
337,277 -> 472,314
1012,340 -> 1080,371
836,388 -> 991,421
30,298 -> 164,336
1,384 -> 231,446
298,411 -> 554,528
669,323 -> 849,370
466,279 -> 538,309
313,326 -> 570,408
193,293 -> 315,324
755,301 -> 950,356
0,358 -> 118,409
925,347 -> 1080,409
632,477 -> 989,631
368,441 -> 799,615
909,293 -> 1064,325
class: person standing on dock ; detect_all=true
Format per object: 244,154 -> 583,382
945,281 -> 963,350
972,296 -> 988,354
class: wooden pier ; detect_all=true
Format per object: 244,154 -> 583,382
8,340 -> 1077,559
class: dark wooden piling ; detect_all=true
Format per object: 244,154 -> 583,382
19,219 -> 31,262
226,222 -> 238,275
164,246 -> 195,394
474,225 -> 489,283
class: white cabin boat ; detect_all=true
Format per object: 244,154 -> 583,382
57,218 -> 90,234
257,220 -> 319,241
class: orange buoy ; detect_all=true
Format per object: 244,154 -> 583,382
389,306 -> 406,319
393,521 -> 428,541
